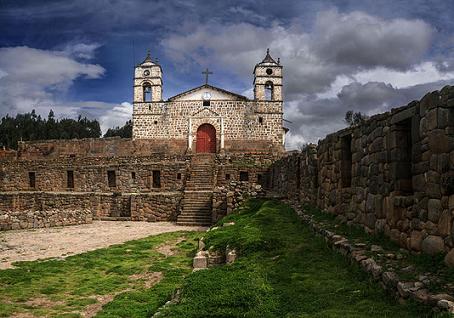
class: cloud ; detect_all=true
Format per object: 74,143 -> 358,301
313,9 -> 433,70
160,10 -> 454,148
0,45 -> 104,115
98,102 -> 133,133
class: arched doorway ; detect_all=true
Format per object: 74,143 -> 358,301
196,124 -> 216,153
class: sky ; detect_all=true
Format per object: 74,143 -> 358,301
1,0 -> 454,149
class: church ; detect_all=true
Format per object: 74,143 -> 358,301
0,49 -> 287,229
132,49 -> 286,153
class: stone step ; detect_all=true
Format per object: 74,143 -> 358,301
176,221 -> 212,226
177,216 -> 212,222
182,209 -> 211,214
182,204 -> 212,208
177,214 -> 212,219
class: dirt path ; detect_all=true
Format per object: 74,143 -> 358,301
0,221 -> 206,269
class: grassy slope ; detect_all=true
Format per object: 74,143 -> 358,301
161,199 -> 447,318
0,231 -> 199,318
304,204 -> 454,291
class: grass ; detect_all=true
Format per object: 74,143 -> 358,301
160,199 -> 449,317
303,204 -> 454,291
0,231 -> 199,317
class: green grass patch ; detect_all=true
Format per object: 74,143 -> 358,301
0,231 -> 200,317
160,199 -> 447,317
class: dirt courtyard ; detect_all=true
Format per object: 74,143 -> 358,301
0,221 -> 207,269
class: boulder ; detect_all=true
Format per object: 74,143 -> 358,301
410,231 -> 423,251
444,249 -> 454,268
421,235 -> 445,255
427,199 -> 441,223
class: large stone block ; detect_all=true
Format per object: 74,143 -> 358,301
445,249 -> 454,267
428,199 -> 442,222
410,230 -> 423,251
421,235 -> 445,255
438,210 -> 452,237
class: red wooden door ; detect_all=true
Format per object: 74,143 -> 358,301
196,124 -> 216,153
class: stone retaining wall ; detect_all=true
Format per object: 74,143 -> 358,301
0,208 -> 92,231
212,181 -> 265,222
269,85 -> 454,264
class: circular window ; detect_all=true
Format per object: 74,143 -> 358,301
266,68 -> 273,75
143,70 -> 150,76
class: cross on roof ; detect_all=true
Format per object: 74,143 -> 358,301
202,68 -> 213,85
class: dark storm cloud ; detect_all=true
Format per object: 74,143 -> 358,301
313,10 -> 433,70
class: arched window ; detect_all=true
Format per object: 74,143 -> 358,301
265,81 -> 273,101
143,83 -> 152,102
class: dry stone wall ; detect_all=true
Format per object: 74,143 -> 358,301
269,85 -> 454,262
0,209 -> 92,231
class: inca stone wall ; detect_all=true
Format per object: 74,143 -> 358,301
0,208 -> 92,231
269,85 -> 454,261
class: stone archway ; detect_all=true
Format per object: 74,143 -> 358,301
196,124 -> 216,153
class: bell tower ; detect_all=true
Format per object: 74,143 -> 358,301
133,50 -> 162,103
253,49 -> 282,101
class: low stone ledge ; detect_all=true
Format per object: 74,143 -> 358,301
288,200 -> 454,314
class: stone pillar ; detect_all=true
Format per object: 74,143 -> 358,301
220,117 -> 225,149
188,118 -> 193,151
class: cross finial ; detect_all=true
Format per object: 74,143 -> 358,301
202,68 -> 213,85
266,48 -> 270,54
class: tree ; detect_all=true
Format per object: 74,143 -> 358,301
104,120 -> 133,138
0,110 -> 102,149
345,110 -> 368,126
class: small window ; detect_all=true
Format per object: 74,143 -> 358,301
67,170 -> 74,189
148,105 -> 151,111
239,171 -> 249,181
28,172 -> 36,188
107,170 -> 116,188
154,120 -> 158,125
258,117 -> 263,125
177,173 -> 182,180
131,171 -> 136,180
225,173 -> 231,180
152,170 -> 161,188
203,100 -> 210,107
266,68 -> 273,75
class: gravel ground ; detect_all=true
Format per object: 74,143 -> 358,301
0,221 -> 206,269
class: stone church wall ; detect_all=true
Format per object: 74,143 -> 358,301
133,100 -> 284,152
269,85 -> 454,258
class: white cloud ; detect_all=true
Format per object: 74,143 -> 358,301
353,62 -> 454,88
99,102 -> 133,133
0,45 -> 104,116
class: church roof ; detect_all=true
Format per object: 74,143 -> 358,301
168,84 -> 249,101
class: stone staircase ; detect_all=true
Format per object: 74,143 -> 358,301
177,154 -> 215,226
